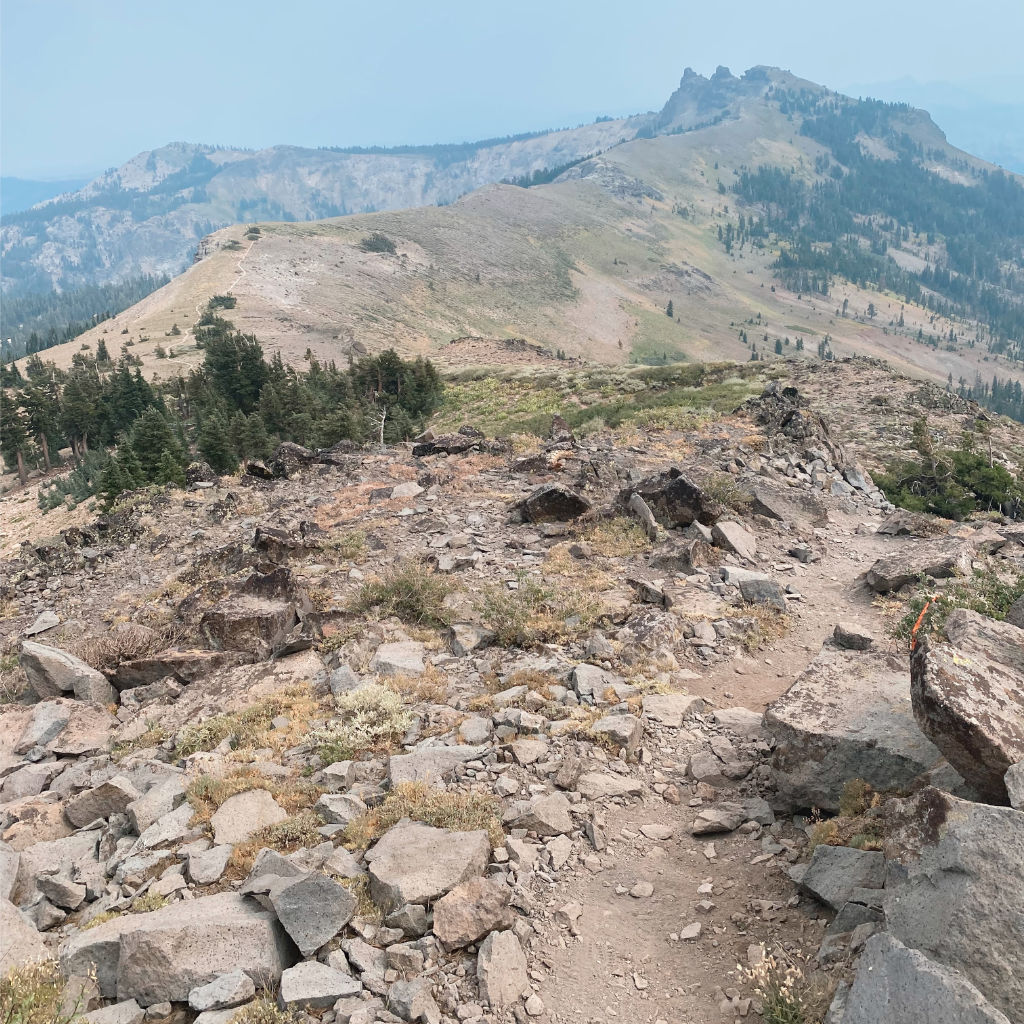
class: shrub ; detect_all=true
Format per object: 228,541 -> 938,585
700,472 -> 754,512
230,996 -> 299,1023
358,232 -> 397,255
343,781 -> 503,850
743,949 -> 817,1024
892,570 -> 1024,641
186,769 -> 322,823
0,961 -> 90,1023
308,683 -> 411,763
154,344 -> 167,359
478,572 -> 598,648
354,561 -> 452,626
228,812 -> 324,877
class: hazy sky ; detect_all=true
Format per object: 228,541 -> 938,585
3,0 -> 1024,178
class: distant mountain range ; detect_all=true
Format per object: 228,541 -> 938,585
26,64 -> 1023,421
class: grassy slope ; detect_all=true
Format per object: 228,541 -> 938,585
32,95 -> 1023,397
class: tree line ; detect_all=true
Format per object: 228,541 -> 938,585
1,301 -> 443,511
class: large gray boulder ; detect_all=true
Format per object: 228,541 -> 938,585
864,541 -> 972,593
365,823 -> 490,911
65,776 -> 141,828
795,844 -> 885,911
432,878 -> 513,949
883,788 -> 1024,1021
842,933 -> 1011,1024
764,645 -> 942,812
387,745 -> 488,787
370,641 -> 426,678
621,469 -> 722,528
910,609 -> 1024,803
20,641 -> 113,703
278,961 -> 361,1009
60,892 -> 295,1004
268,871 -> 356,956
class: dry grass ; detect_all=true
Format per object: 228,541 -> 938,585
807,780 -> 886,853
70,622 -> 166,672
176,685 -> 321,757
227,811 -> 325,878
342,781 -> 503,851
478,572 -> 599,648
699,472 -> 754,513
384,666 -> 449,704
186,769 -> 323,824
740,605 -> 791,652
487,669 -> 557,699
322,530 -> 367,562
129,891 -> 168,914
583,517 -> 653,557
339,874 -> 381,922
0,960 -> 90,1023
0,653 -> 28,707
229,996 -> 300,1024
353,560 -> 454,627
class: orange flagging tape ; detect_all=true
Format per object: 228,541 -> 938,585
909,598 -> 935,651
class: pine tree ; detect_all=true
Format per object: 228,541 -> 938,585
98,456 -> 128,508
156,449 -> 186,488
239,413 -> 272,460
665,300 -> 674,318
198,412 -> 237,474
0,402 -> 33,485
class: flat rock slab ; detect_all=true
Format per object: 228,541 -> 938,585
477,929 -> 529,1009
642,693 -> 707,728
370,641 -> 426,677
60,892 -> 294,1003
764,645 -> 941,812
513,484 -> 592,523
365,822 -> 490,911
279,961 -> 361,1009
883,788 -> 1024,1022
575,772 -> 643,800
20,640 -> 113,703
865,541 -> 972,593
911,608 -> 1024,802
269,871 -> 356,956
210,789 -> 287,845
0,898 -> 48,969
795,844 -> 884,911
388,745 -> 488,786
432,877 -> 513,949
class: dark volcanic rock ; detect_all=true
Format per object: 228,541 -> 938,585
620,469 -> 722,528
512,484 -> 592,523
865,541 -> 973,593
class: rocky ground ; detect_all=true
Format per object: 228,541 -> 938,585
1,376 -> 1022,1024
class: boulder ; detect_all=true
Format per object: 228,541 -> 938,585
60,892 -> 294,1003
114,649 -> 249,690
621,469 -> 722,528
188,970 -> 256,1012
590,714 -> 643,756
795,845 -> 885,911
432,877 -> 513,949
910,609 -> 1024,803
387,977 -> 441,1024
314,793 -> 367,827
764,646 -> 942,812
833,622 -> 875,650
447,622 -> 493,657
738,578 -> 788,611
187,844 -> 233,886
278,962 -> 361,1009
505,792 -> 573,836
711,520 -> 757,560
365,823 -> 490,911
80,1000 -> 144,1024
477,930 -> 529,1008
0,898 -> 48,968
690,804 -> 747,835
387,744 -> 488,787
841,933 -> 1011,1024
268,871 -> 356,956
642,693 -> 706,727
883,788 -> 1024,1021
575,773 -> 643,800
20,641 -> 113,703
200,597 -> 299,658
864,541 -> 972,593
127,776 -> 187,834
1006,762 -> 1024,810
512,484 -> 591,523
65,776 -> 141,828
370,641 -> 426,677
210,790 -> 287,845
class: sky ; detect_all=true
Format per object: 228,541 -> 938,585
3,0 -> 1024,179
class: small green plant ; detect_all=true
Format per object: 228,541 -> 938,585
324,530 -> 366,561
700,472 -> 754,512
154,344 -> 168,359
175,689 -> 316,757
308,683 -> 411,763
228,812 -> 324,877
354,560 -> 452,626
893,570 -> 1024,641
130,891 -> 168,913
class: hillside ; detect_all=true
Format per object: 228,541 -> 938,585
0,119 -> 643,301
24,66 -> 1024,409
